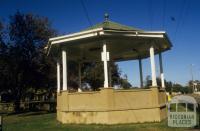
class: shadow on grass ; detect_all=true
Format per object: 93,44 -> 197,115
6,110 -> 54,117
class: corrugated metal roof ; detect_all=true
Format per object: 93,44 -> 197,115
82,20 -> 143,32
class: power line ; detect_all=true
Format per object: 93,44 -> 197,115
181,0 -> 190,27
174,0 -> 190,41
80,0 -> 93,26
148,0 -> 153,30
162,0 -> 166,30
173,0 -> 186,42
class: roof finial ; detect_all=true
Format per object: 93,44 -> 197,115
104,13 -> 109,21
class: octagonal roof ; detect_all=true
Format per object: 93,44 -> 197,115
46,16 -> 172,62
83,20 -> 142,32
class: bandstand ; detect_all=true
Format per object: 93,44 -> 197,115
46,14 -> 172,124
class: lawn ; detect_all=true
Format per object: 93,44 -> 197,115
2,112 -> 198,131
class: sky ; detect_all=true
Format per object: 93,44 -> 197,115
0,0 -> 200,86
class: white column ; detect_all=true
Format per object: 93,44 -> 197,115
57,59 -> 61,93
139,59 -> 143,88
150,46 -> 157,87
101,44 -> 109,88
159,53 -> 165,88
62,49 -> 67,91
109,63 -> 112,87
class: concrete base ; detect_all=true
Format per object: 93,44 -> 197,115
57,88 -> 167,124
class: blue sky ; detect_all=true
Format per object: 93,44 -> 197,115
0,0 -> 200,86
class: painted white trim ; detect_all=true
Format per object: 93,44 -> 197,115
136,34 -> 164,38
51,33 -> 98,45
50,29 -> 164,45
47,29 -> 165,58
99,31 -> 104,35
47,43 -> 52,56
104,30 -> 165,34
49,28 -> 103,41
102,33 -> 164,38
139,31 -> 166,34
47,28 -> 167,57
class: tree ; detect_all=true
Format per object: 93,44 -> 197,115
0,12 -> 132,112
179,86 -> 193,94
82,62 -> 131,90
8,12 -> 56,111
172,83 -> 182,92
82,62 -> 104,90
144,75 -> 152,88
165,81 -> 173,93
145,75 -> 173,91
0,21 -> 10,94
118,77 -> 132,89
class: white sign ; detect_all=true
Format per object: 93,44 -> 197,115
168,95 -> 198,127
101,52 -> 110,61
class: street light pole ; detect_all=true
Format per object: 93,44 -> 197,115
190,64 -> 194,93
198,68 -> 200,83
190,64 -> 194,81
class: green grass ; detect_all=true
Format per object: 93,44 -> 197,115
2,112 -> 197,131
